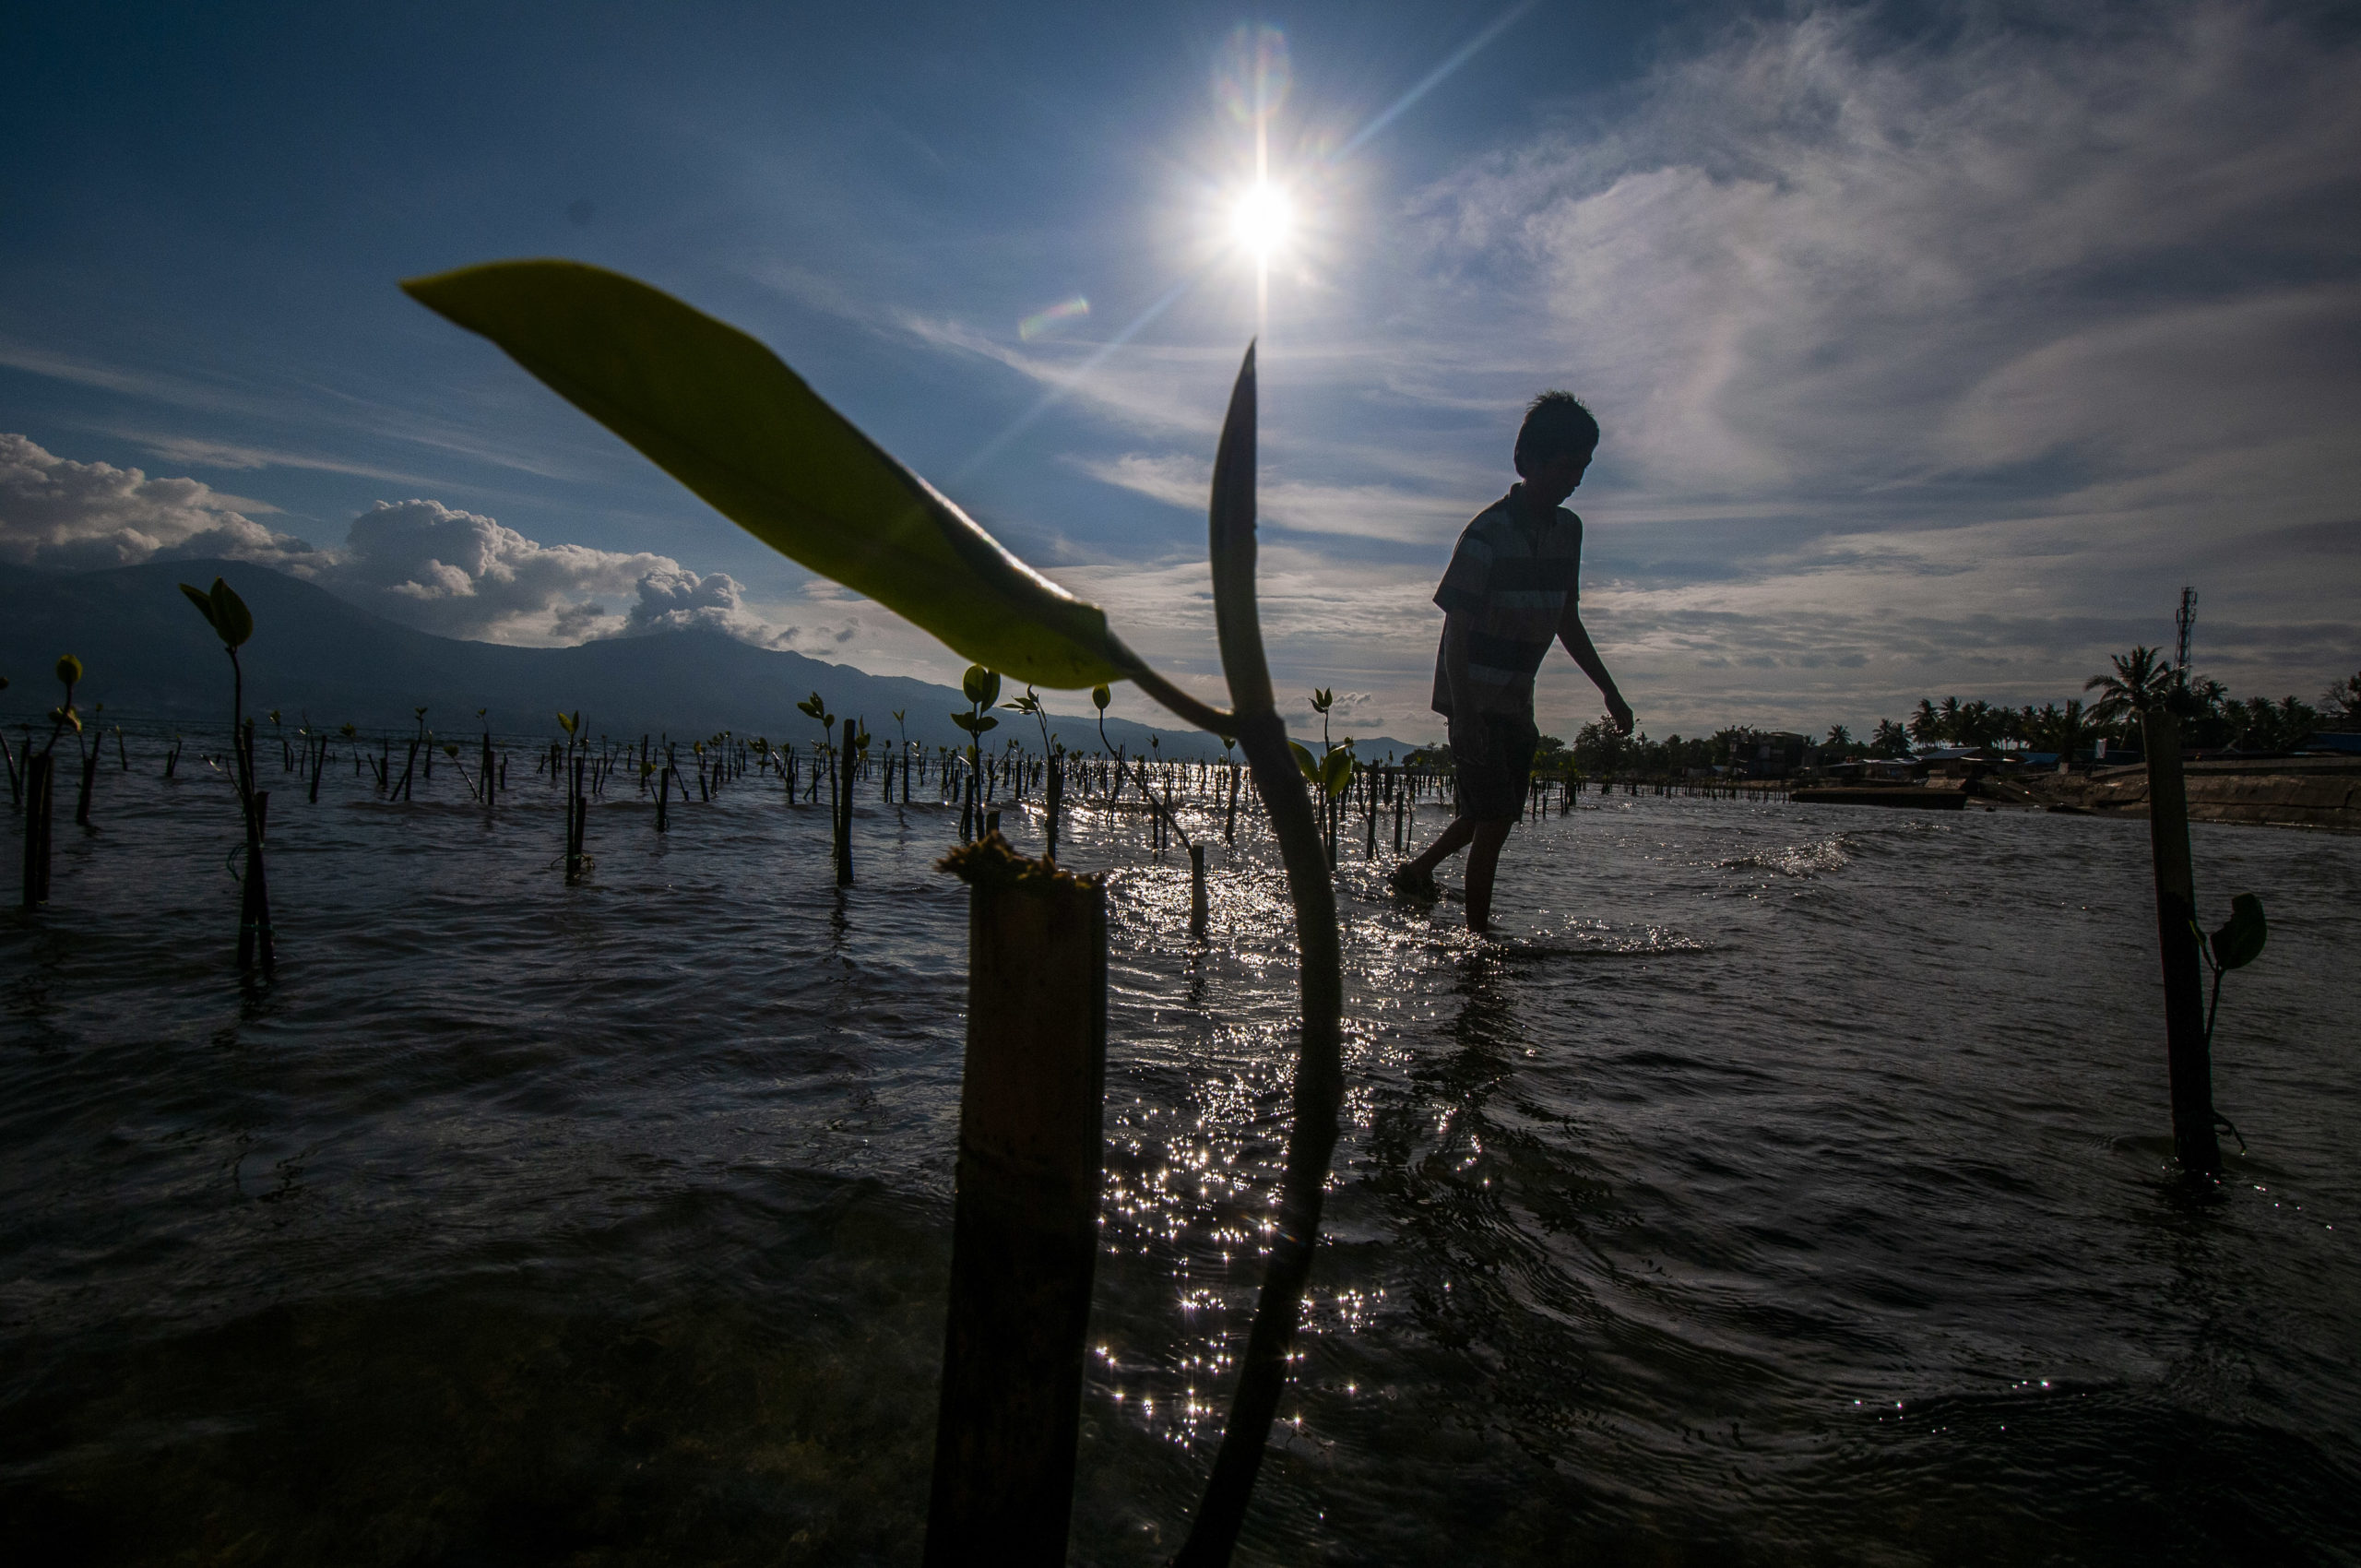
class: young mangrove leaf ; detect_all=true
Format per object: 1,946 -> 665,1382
2210,894 -> 2267,972
402,260 -> 1145,688
1288,740 -> 1318,781
1320,746 -> 1355,801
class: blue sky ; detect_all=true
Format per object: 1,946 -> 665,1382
4,1 -> 2356,742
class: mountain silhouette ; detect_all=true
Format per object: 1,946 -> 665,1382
0,560 -> 1422,760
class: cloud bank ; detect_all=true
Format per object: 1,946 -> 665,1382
0,433 -> 848,651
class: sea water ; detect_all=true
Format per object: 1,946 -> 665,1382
3,752 -> 2356,1563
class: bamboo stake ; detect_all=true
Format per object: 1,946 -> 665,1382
924,836 -> 1106,1566
2142,706 -> 2221,1177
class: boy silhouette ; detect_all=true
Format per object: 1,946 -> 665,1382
1391,391 -> 1631,933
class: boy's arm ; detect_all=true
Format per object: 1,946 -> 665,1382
1558,603 -> 1633,734
1442,614 -> 1473,719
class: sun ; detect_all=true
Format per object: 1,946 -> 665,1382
1230,182 -> 1293,261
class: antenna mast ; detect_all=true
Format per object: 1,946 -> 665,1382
2174,587 -> 2198,685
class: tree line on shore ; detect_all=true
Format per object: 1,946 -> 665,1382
1507,658 -> 2361,780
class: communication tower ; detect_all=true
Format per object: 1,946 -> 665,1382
2174,587 -> 2198,686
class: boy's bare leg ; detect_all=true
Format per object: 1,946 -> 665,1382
1464,819 -> 1515,933
1399,814 -> 1477,883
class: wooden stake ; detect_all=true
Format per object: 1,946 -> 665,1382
2142,707 -> 2221,1177
1190,843 -> 1208,941
20,752 -> 53,909
926,836 -> 1106,1567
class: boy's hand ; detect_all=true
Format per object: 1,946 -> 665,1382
1607,693 -> 1634,735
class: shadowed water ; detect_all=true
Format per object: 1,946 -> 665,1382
3,746 -> 2357,1564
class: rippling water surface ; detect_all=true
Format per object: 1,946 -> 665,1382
4,750 -> 2357,1564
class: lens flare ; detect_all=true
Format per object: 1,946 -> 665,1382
1212,24 -> 1291,125
1230,184 -> 1292,260
1018,296 -> 1089,341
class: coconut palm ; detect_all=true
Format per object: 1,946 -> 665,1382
2083,645 -> 2174,733
2319,671 -> 2361,731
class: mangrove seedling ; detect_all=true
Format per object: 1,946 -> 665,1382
2201,894 -> 2269,1152
557,708 -> 590,875
953,665 -> 1001,843
409,260 -> 1336,1567
178,579 -> 273,970
800,691 -> 850,877
18,657 -> 84,909
1097,688 -> 1206,937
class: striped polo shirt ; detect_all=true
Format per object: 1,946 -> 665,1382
1430,489 -> 1584,718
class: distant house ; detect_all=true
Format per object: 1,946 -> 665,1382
1738,732 -> 1809,778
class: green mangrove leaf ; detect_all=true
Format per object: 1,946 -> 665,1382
55,654 -> 83,686
1321,746 -> 1355,800
443,743 -> 459,758
1093,685 -> 1111,712
962,665 -> 1002,707
402,261 -> 1142,688
1288,740 -> 1318,781
180,584 -> 219,632
204,579 -> 254,648
2210,894 -> 2267,972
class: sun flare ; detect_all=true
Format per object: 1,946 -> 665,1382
1229,182 -> 1293,260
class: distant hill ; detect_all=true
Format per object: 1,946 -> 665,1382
0,560 -> 1424,760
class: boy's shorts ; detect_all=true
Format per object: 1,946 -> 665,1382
1447,712 -> 1539,823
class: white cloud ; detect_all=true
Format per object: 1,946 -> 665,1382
1073,451 -> 1472,546
0,433 -> 845,651
0,432 -> 319,570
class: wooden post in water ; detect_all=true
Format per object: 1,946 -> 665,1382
1190,843 -> 1208,941
74,747 -> 97,830
2141,706 -> 2220,1177
926,835 -> 1106,1567
836,718 -> 858,886
238,788 -> 274,973
20,752 -> 53,909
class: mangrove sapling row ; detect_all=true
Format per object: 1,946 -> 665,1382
1092,683 -> 1208,940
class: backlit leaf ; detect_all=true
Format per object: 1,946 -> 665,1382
208,579 -> 254,648
2210,893 -> 2267,972
403,261 -> 1143,688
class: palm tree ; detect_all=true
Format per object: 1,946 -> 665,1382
2083,645 -> 2174,735
1825,722 -> 1853,748
2322,671 -> 2361,731
1870,719 -> 1913,758
1907,698 -> 1940,744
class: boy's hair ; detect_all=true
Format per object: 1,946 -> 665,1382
1514,390 -> 1600,469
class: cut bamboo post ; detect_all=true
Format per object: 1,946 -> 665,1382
925,836 -> 1106,1567
2141,707 -> 2220,1177
20,752 -> 53,909
238,777 -> 274,974
1189,843 -> 1208,941
837,717 -> 858,886
75,747 -> 97,830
